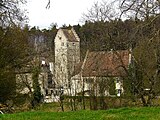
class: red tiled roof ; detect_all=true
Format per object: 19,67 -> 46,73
62,29 -> 79,42
73,50 -> 130,77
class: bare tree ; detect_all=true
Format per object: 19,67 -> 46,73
0,0 -> 27,27
119,0 -> 160,20
82,0 -> 117,22
119,0 -> 160,106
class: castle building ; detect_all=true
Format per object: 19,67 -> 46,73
54,28 -> 80,94
16,27 -> 131,103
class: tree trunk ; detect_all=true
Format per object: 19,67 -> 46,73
59,96 -> 64,112
141,95 -> 147,106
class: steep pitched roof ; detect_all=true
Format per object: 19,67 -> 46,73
62,29 -> 79,42
73,50 -> 130,77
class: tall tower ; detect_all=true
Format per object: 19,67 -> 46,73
54,28 -> 80,94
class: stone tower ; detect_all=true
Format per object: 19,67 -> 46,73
54,28 -> 80,94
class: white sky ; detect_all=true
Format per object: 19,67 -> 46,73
25,0 -> 99,29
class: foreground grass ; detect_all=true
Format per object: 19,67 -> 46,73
0,107 -> 160,120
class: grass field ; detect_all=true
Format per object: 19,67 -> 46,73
0,107 -> 160,120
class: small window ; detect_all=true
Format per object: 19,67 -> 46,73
61,42 -> 64,46
116,80 -> 120,83
116,78 -> 120,83
46,89 -> 48,95
118,89 -> 121,94
51,90 -> 53,94
58,36 -> 62,40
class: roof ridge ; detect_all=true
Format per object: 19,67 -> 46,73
61,28 -> 79,42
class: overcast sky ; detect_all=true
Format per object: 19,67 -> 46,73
25,0 -> 99,29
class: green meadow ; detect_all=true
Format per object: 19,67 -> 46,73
1,107 -> 160,120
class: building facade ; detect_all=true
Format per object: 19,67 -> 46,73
71,50 -> 131,97
54,28 -> 80,94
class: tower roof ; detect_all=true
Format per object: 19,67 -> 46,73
61,28 -> 79,42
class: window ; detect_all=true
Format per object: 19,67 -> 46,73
58,36 -> 62,40
118,89 -> 121,94
51,90 -> 53,94
46,89 -> 48,95
116,77 -> 120,83
61,42 -> 64,46
117,89 -> 121,97
60,66 -> 63,71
